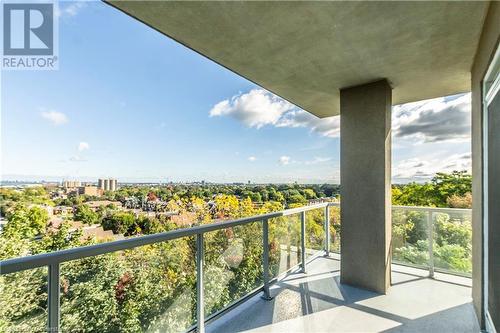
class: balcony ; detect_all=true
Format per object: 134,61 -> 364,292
207,256 -> 477,333
0,203 -> 475,332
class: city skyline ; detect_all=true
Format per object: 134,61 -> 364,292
1,1 -> 471,184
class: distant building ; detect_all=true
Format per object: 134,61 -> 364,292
63,180 -> 81,188
77,186 -> 102,197
98,178 -> 118,192
110,179 -> 117,191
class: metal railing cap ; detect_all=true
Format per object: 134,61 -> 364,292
0,203 -> 329,275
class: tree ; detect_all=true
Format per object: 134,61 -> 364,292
431,171 -> 472,206
37,221 -> 84,253
303,189 -> 317,200
287,193 -> 307,205
74,204 -> 99,225
214,195 -> 239,219
3,205 -> 48,239
102,212 -> 137,235
446,192 -> 472,208
392,171 -> 472,208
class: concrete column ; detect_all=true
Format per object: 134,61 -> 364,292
340,79 -> 392,294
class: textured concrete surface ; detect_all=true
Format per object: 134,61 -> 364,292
207,256 -> 479,333
340,80 -> 392,293
106,1 -> 488,118
470,2 -> 500,329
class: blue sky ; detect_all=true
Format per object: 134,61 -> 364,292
1,1 -> 471,184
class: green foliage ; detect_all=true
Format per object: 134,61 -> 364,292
74,204 -> 99,225
432,171 -> 471,204
434,244 -> 471,272
109,183 -> 332,209
392,171 -> 472,208
0,268 -> 47,333
37,222 -> 84,253
392,210 -> 472,273
102,212 -> 138,235
59,239 -> 196,332
434,213 -> 471,250
394,240 -> 429,265
3,205 -> 49,239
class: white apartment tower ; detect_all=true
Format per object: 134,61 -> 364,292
98,178 -> 118,192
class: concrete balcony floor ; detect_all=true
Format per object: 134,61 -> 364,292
207,255 -> 479,333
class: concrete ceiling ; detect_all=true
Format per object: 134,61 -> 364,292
107,1 -> 489,118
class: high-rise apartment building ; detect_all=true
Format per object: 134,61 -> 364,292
109,179 -> 117,191
62,180 -> 81,188
98,178 -> 118,192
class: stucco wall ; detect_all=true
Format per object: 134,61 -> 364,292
471,1 -> 500,329
340,80 -> 392,294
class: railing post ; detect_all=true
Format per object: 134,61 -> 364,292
325,205 -> 330,256
196,234 -> 205,333
48,263 -> 60,332
261,219 -> 273,300
301,211 -> 306,273
427,211 -> 434,278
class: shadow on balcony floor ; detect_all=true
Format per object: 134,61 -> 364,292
206,255 -> 479,333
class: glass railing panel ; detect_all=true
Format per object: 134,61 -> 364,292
203,221 -> 263,318
391,208 -> 430,268
432,210 -> 472,275
328,205 -> 341,253
60,237 -> 196,333
0,268 -> 47,332
268,213 -> 301,278
305,208 -> 325,260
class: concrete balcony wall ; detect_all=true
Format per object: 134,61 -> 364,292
471,2 -> 500,329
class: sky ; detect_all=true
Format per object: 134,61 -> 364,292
0,1 -> 472,184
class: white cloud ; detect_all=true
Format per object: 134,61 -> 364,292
55,1 -> 88,18
393,93 -> 471,143
393,152 -> 471,182
248,156 -> 256,162
279,156 -> 291,165
276,110 -> 340,138
210,89 -> 295,128
78,142 -> 90,151
304,157 -> 332,165
210,89 -> 340,138
41,110 -> 68,125
210,89 -> 469,144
